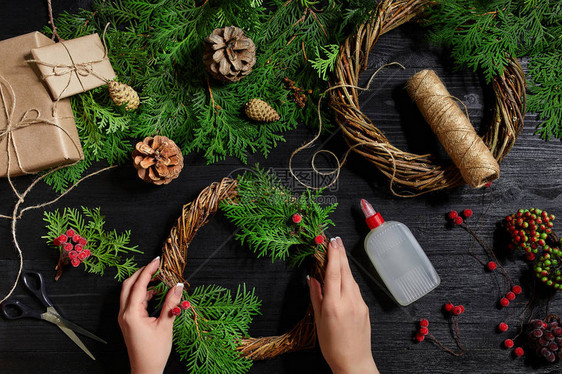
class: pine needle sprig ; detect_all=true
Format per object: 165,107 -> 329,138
43,207 -> 142,280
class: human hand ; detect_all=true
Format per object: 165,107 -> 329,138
118,257 -> 184,374
308,237 -> 379,374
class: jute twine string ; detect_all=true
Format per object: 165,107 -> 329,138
328,0 -> 525,195
27,23 -> 113,115
405,69 -> 500,188
158,177 -> 329,360
0,73 -> 114,304
289,62 -> 405,194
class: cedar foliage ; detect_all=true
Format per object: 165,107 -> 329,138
42,206 -> 142,280
427,0 -> 562,140
44,0 -> 376,191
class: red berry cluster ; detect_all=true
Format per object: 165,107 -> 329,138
53,229 -> 91,267
415,319 -> 430,342
498,286 -> 520,308
527,318 -> 562,363
414,302 -> 466,356
444,302 -> 465,316
447,209 -> 472,226
171,300 -> 192,316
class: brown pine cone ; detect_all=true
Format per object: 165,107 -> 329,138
108,80 -> 140,111
203,26 -> 256,82
132,136 -> 184,185
245,98 -> 280,122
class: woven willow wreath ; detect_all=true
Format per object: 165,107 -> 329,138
157,177 -> 328,360
329,0 -> 526,194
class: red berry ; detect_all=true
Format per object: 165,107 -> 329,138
500,298 -> 509,307
66,229 -> 75,237
68,251 -> 78,259
506,291 -> 516,301
504,339 -> 514,348
71,258 -> 80,267
419,327 -> 429,335
512,285 -> 522,295
458,305 -> 465,313
53,238 -> 63,246
485,182 -> 492,187
171,306 -> 181,316
498,322 -> 508,332
444,302 -> 454,312
63,243 -> 73,252
292,213 -> 302,224
314,235 -> 324,245
454,217 -> 463,225
463,209 -> 473,218
419,319 -> 429,328
487,261 -> 497,271
452,306 -> 462,315
526,252 -> 536,261
72,234 -> 81,243
58,234 -> 68,243
75,244 -> 83,252
448,211 -> 458,219
181,300 -> 191,310
513,347 -> 524,357
415,332 -> 425,342
78,238 -> 87,246
78,251 -> 87,261
83,249 -> 91,258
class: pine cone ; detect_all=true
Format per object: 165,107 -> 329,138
108,80 -> 140,110
203,26 -> 256,82
245,99 -> 280,122
132,136 -> 184,185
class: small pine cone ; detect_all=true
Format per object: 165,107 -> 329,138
108,80 -> 140,111
132,136 -> 184,185
245,99 -> 280,122
203,26 -> 256,82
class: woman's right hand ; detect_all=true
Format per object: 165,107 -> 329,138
308,237 -> 379,374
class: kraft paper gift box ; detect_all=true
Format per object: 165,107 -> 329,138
30,33 -> 116,100
0,32 -> 83,178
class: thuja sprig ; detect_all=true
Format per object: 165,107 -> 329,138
220,166 -> 337,265
43,207 -> 142,281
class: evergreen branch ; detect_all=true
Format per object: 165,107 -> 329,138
42,207 -> 141,280
221,166 -> 337,263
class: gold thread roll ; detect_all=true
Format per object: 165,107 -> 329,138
405,69 -> 500,188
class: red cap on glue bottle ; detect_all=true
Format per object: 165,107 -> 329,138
361,199 -> 384,230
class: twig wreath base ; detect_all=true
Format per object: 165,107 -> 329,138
157,177 -> 328,360
329,0 -> 526,196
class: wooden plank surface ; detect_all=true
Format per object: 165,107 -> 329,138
1,1 -> 562,373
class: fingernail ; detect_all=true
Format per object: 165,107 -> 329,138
330,237 -> 336,242
335,236 -> 341,240
174,282 -> 184,295
152,256 -> 160,262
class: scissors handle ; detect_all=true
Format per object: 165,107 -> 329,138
1,299 -> 44,320
22,271 -> 53,309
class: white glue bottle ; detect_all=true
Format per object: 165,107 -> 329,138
361,199 -> 440,306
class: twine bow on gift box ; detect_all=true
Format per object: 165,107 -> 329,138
27,23 -> 113,109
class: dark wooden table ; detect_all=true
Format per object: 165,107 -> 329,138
1,1 -> 561,373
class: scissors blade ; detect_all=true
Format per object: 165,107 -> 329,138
42,312 -> 96,360
45,307 -> 107,344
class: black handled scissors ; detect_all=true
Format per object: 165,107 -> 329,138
1,271 -> 107,360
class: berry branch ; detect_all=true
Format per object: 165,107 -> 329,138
43,207 -> 142,281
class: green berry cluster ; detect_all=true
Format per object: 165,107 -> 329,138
506,209 -> 562,288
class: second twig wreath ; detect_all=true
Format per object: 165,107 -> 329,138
329,0 -> 526,196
